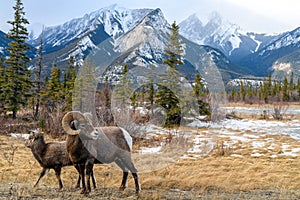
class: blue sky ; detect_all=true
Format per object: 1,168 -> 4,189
0,0 -> 299,34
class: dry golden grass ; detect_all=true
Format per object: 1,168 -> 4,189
1,132 -> 300,199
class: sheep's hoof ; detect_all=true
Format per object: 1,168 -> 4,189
119,186 -> 126,191
74,185 -> 80,190
80,188 -> 91,195
80,189 -> 85,194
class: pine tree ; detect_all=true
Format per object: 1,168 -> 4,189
282,76 -> 289,102
156,84 -> 181,127
4,0 -> 32,118
163,21 -> 184,70
114,64 -> 133,108
72,57 -> 97,114
263,80 -> 268,103
289,72 -> 294,90
103,76 -> 114,125
63,56 -> 77,110
240,81 -> 246,101
231,87 -> 236,101
193,73 -> 210,115
130,91 -> 137,112
42,64 -> 62,107
156,21 -> 185,127
146,64 -> 156,115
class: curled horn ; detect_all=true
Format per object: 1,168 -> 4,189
62,111 -> 86,135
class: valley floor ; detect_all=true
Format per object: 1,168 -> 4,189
1,103 -> 300,199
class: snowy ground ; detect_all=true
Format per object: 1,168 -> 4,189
139,106 -> 300,161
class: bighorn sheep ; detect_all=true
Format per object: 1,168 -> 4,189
25,130 -> 96,190
62,111 -> 140,194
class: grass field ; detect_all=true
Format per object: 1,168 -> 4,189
1,103 -> 300,199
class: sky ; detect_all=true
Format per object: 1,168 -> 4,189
0,0 -> 299,34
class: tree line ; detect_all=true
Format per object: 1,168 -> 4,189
227,73 -> 300,104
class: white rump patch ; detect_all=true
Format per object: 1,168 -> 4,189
120,128 -> 132,151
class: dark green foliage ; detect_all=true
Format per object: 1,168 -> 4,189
72,57 -> 96,113
226,72 -> 300,104
156,84 -> 181,127
4,0 -> 32,118
41,64 -> 62,107
163,21 -> 184,70
156,21 -> 185,127
63,56 -> 77,110
193,73 -> 210,115
240,81 -> 246,101
114,64 -> 133,107
282,76 -> 289,101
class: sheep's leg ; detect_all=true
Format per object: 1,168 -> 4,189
132,172 -> 140,194
54,166 -> 63,190
115,159 -> 128,191
85,159 -> 95,194
120,158 -> 140,194
78,164 -> 86,194
91,170 -> 97,189
74,164 -> 81,189
34,168 -> 50,188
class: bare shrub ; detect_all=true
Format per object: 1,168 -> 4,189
112,108 -> 146,139
272,102 -> 289,120
212,140 -> 232,157
2,144 -> 18,166
38,104 -> 65,138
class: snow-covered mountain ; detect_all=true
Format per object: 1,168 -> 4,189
27,5 -> 153,60
90,8 -> 244,84
240,27 -> 300,76
0,30 -> 10,56
25,5 -> 243,83
0,30 -> 36,58
179,13 -> 277,62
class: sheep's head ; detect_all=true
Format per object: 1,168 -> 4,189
62,111 -> 99,140
25,130 -> 43,148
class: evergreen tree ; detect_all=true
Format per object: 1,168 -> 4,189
282,76 -> 289,101
156,21 -> 185,127
72,57 -> 96,114
240,81 -> 246,101
4,0 -> 31,118
289,72 -> 294,90
146,64 -> 157,115
247,85 -> 253,99
263,80 -> 268,103
114,64 -> 133,108
130,91 -> 137,112
103,76 -> 114,125
163,21 -> 184,70
230,87 -> 236,101
63,56 -> 77,110
3,0 -> 32,119
42,64 -> 62,107
193,73 -> 210,115
156,85 -> 181,127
